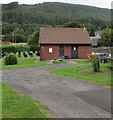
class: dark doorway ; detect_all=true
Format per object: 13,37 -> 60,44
72,45 -> 78,59
59,46 -> 64,56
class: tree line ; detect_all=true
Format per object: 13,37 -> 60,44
2,2 -> 112,47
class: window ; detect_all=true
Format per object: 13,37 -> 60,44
74,47 -> 76,51
49,48 -> 52,53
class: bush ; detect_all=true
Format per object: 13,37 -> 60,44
36,51 -> 40,56
15,45 -> 23,52
2,44 -> 40,57
23,52 -> 27,58
92,55 -> 100,72
29,45 -> 40,53
27,31 -> 39,45
2,45 -> 16,53
4,53 -> 18,65
23,45 -> 30,52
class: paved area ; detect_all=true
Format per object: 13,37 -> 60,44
2,63 -> 112,118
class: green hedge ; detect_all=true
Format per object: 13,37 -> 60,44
2,44 -> 40,54
2,45 -> 15,53
29,45 -> 40,53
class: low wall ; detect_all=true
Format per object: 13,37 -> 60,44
90,47 -> 113,54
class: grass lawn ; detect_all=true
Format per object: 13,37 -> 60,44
1,59 -> 67,70
50,63 -> 112,87
2,83 -> 53,118
74,59 -> 92,64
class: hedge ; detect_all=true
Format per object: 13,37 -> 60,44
2,45 -> 15,53
2,44 -> 40,54
29,45 -> 40,53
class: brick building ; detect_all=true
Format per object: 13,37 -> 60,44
39,28 -> 91,61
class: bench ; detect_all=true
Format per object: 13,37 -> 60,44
51,57 -> 63,63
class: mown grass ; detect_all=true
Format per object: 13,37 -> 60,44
2,83 -> 53,118
74,59 -> 92,64
50,63 -> 112,87
1,59 -> 67,70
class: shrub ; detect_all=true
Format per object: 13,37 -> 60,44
36,51 -> 40,56
29,45 -> 40,53
2,45 -> 16,53
92,55 -> 100,72
15,45 -> 23,52
2,44 -> 40,57
23,45 -> 30,52
27,31 -> 39,45
4,53 -> 18,65
28,52 -> 33,57
23,52 -> 27,58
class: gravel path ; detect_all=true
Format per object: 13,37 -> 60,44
2,63 -> 112,118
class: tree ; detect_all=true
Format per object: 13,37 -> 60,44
98,28 -> 113,47
15,34 -> 27,43
27,31 -> 39,45
3,34 -> 12,42
63,22 -> 82,28
83,23 -> 95,36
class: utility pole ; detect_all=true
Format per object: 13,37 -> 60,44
13,31 -> 16,45
13,31 -> 15,45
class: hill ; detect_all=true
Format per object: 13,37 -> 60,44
2,2 -> 111,26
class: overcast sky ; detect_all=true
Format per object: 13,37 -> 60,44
0,0 -> 112,9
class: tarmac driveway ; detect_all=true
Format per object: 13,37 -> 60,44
2,63 -> 112,118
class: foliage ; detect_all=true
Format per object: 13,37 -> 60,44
14,44 -> 23,52
29,45 -> 40,53
2,44 -> 39,54
2,34 -> 12,42
63,22 -> 82,28
3,2 -> 19,10
2,45 -> 15,53
14,34 -> 27,43
3,28 -> 28,43
83,23 -> 95,36
98,28 -> 113,47
92,55 -> 100,72
23,45 -> 30,52
27,31 -> 39,45
4,53 -> 18,65
2,2 -> 110,26
16,51 -> 39,58
2,2 -> 111,45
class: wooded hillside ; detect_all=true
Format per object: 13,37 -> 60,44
2,2 -> 111,26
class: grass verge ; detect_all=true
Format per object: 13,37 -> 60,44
1,59 -> 67,70
2,83 -> 54,118
50,63 -> 112,87
74,59 -> 92,64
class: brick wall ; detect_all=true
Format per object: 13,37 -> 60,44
40,45 -> 59,61
78,46 -> 90,59
40,45 -> 91,61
